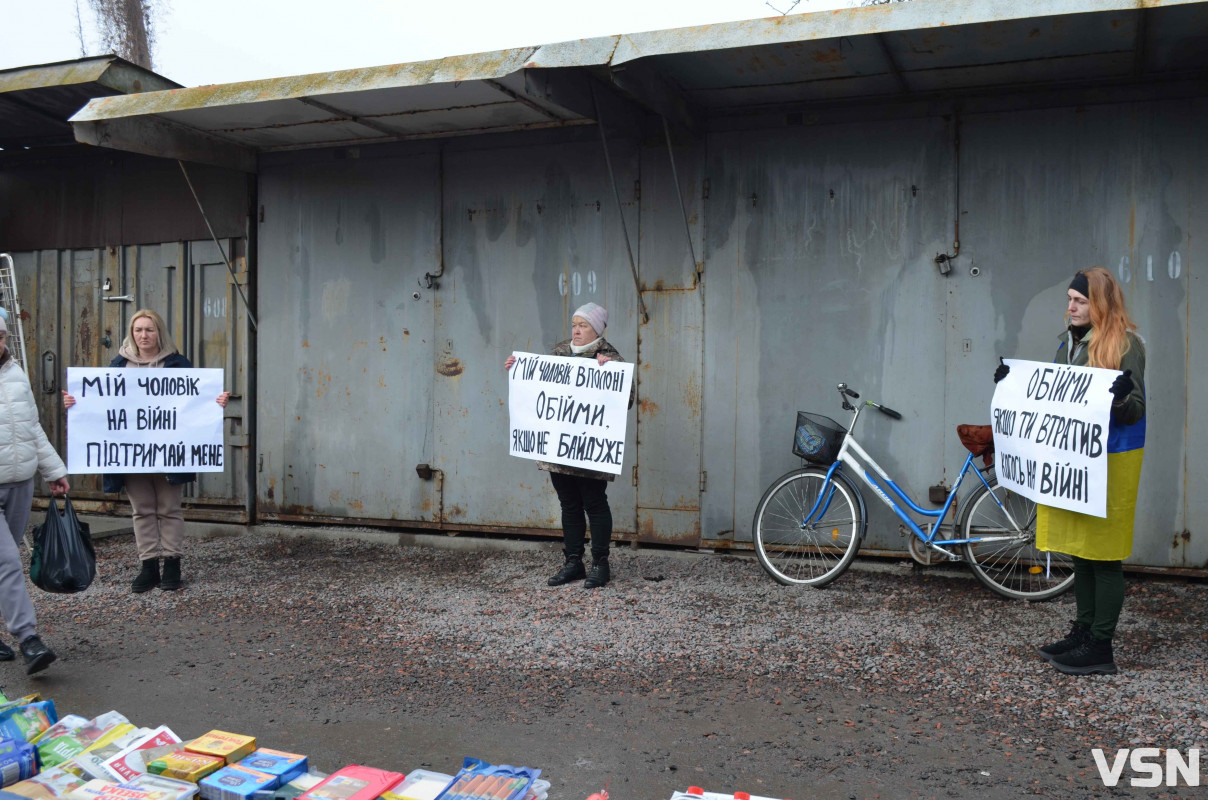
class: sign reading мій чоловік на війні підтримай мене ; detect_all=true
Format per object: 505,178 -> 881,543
66,368 -> 225,473
991,358 -> 1119,518
507,352 -> 634,475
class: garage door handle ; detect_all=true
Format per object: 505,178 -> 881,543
41,350 -> 56,394
104,294 -> 135,302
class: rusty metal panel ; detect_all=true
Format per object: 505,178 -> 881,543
635,138 -> 704,545
955,97 -> 1206,569
433,135 -> 639,534
701,118 -> 955,547
9,240 -> 251,511
256,147 -> 440,522
0,151 -> 245,250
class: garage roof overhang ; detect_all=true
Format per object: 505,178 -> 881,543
66,0 -> 1208,173
0,56 -> 179,149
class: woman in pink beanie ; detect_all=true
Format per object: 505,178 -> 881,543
504,302 -> 632,588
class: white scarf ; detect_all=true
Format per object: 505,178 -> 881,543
570,336 -> 602,354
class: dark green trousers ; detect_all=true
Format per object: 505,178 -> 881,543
1071,556 -> 1124,640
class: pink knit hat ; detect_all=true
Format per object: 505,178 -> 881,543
572,302 -> 607,337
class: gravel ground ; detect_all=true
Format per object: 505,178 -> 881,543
9,529 -> 1208,799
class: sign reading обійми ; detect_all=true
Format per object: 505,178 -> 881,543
990,358 -> 1119,518
507,352 -> 634,475
65,367 -> 225,473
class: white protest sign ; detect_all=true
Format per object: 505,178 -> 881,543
66,368 -> 225,473
991,358 -> 1118,517
507,351 -> 634,475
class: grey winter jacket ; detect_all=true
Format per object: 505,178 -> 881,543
0,354 -> 67,485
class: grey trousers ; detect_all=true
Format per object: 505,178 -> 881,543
0,479 -> 38,642
124,474 -> 184,561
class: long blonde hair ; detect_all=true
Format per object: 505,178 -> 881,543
122,309 -> 178,359
1071,266 -> 1136,369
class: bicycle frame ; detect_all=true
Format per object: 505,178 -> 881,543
802,395 -> 1028,558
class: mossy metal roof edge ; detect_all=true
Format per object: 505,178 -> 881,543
610,0 -> 1203,63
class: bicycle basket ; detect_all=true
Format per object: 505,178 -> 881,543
792,412 -> 846,465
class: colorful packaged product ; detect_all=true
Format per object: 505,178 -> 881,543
381,770 -> 453,800
235,752 -> 307,788
297,767 -> 403,800
185,735 -> 256,766
198,767 -> 275,800
66,780 -> 154,800
123,774 -> 198,800
146,751 -> 225,783
0,738 -> 39,787
4,766 -> 87,800
0,702 -> 58,743
31,717 -> 88,746
104,728 -> 182,782
63,728 -> 147,781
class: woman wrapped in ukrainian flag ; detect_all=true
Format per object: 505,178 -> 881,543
997,266 -> 1146,676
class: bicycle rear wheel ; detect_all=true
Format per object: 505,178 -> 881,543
960,481 -> 1073,600
752,467 -> 864,587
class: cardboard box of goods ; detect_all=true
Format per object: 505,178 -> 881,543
298,767 -> 403,800
198,767 -> 276,800
235,752 -> 307,789
185,735 -> 255,766
104,728 -> 183,782
147,751 -> 225,784
5,766 -> 87,800
123,774 -> 198,800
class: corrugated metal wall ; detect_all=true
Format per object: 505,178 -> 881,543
254,91 -> 1204,569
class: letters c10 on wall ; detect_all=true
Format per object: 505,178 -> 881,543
65,368 -> 226,474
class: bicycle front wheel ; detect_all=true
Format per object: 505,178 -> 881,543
960,481 -> 1073,600
752,467 -> 864,587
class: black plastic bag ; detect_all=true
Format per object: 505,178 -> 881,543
30,496 -> 96,594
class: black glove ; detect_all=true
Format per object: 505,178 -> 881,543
1110,369 -> 1134,401
993,360 -> 1009,384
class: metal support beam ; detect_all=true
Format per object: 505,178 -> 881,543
877,33 -> 910,93
178,160 -> 258,330
295,96 -> 407,139
482,79 -> 564,122
1133,8 -> 1149,80
605,61 -> 702,135
73,115 -> 257,173
591,82 -> 649,325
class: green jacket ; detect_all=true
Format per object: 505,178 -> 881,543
1054,327 -> 1146,451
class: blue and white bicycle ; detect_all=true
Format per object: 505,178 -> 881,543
752,382 -> 1074,600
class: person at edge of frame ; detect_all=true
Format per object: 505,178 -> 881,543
0,308 -> 71,674
62,309 -> 230,594
504,302 -> 635,589
994,266 -> 1146,676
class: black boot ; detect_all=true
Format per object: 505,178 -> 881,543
160,557 -> 182,591
1052,637 -> 1117,675
584,557 -> 610,589
548,556 -> 586,586
19,635 -> 57,675
132,559 -> 160,593
1039,622 -> 1090,662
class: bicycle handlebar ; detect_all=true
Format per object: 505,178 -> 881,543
872,402 -> 902,420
